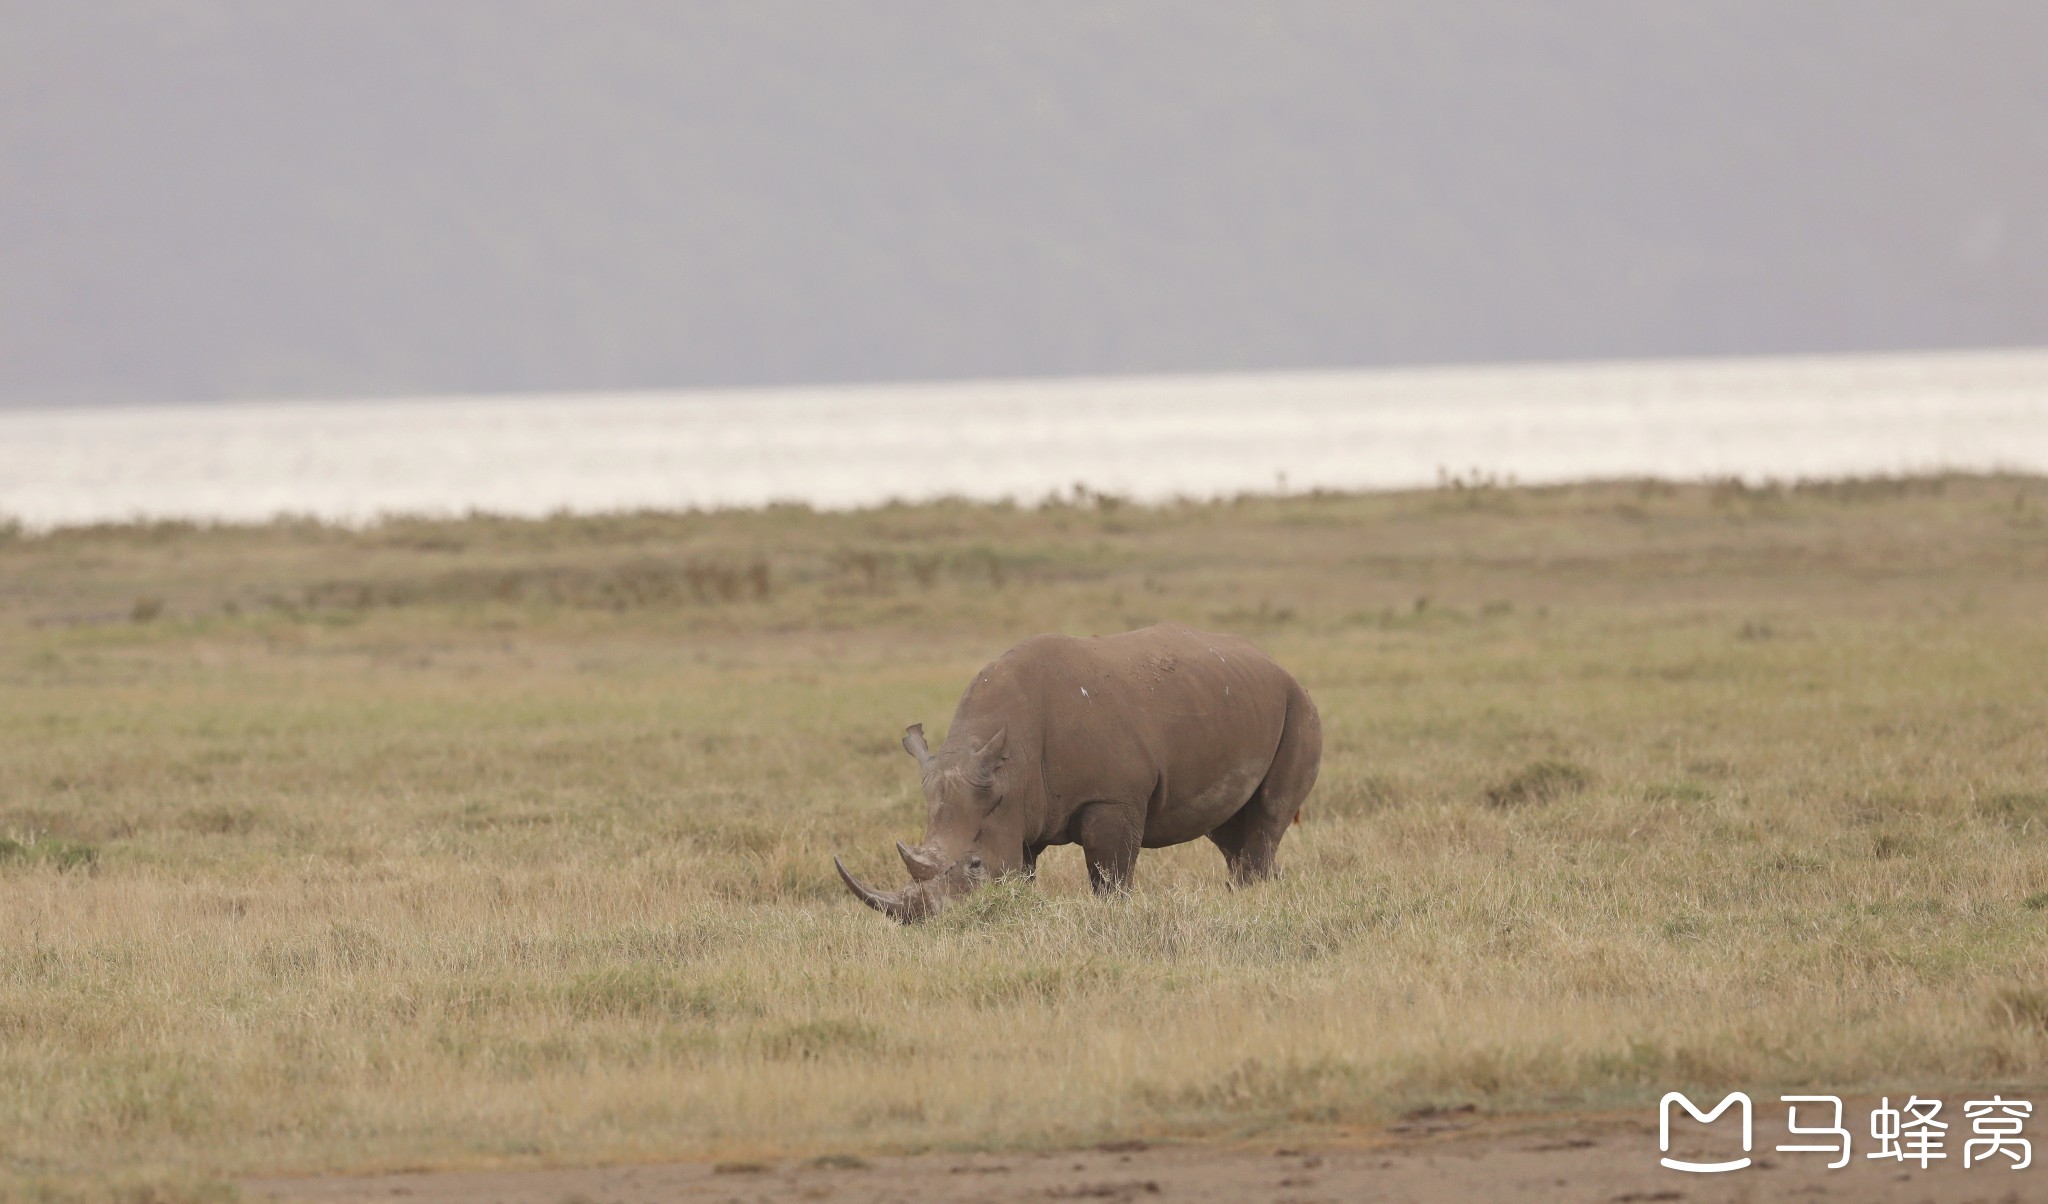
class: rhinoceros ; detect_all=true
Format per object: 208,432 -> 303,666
835,623 -> 1321,921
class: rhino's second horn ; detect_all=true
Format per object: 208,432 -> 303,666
896,840 -> 945,882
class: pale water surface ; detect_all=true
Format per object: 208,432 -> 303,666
2,352 -> 2045,529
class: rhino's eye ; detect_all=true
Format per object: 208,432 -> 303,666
966,856 -> 984,872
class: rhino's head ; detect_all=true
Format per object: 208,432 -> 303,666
834,722 -> 1025,923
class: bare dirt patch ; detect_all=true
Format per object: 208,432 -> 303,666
243,1111 -> 2041,1203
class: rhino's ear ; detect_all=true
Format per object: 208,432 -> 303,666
902,723 -> 933,768
972,727 -> 1007,769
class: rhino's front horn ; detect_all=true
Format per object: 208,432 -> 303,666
835,856 -> 915,922
897,840 -> 945,882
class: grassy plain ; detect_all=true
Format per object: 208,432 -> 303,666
3,476 -> 2047,1198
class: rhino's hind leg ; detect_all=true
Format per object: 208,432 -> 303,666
1207,798 -> 1289,887
1209,688 -> 1322,887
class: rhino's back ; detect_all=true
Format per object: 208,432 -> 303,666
985,625 -> 1305,838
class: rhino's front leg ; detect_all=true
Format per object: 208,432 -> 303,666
1073,802 -> 1142,895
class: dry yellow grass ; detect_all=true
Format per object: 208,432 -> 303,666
3,476 -> 2047,1198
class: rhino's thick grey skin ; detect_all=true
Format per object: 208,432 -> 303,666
836,623 -> 1321,921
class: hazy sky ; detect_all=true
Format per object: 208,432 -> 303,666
4,3 -> 2047,406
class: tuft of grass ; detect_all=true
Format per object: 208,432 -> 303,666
178,806 -> 260,836
1314,771 -> 1407,818
925,874 -> 1054,929
760,1019 -> 883,1061
1484,760 -> 1592,808
0,1174 -> 240,1203
1980,791 -> 2048,827
1760,851 -> 1824,875
1660,914 -> 1705,943
1991,987 -> 2048,1034
0,834 -> 99,872
553,969 -> 722,1023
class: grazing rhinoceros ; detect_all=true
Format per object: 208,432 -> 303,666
835,623 -> 1321,921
